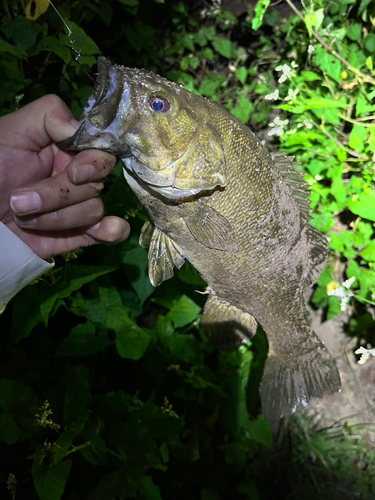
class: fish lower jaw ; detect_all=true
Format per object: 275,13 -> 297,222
122,162 -> 203,200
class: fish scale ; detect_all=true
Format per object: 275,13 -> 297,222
59,56 -> 340,425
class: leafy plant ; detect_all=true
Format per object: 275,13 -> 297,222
1,0 -> 375,499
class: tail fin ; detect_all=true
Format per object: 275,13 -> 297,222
260,331 -> 340,425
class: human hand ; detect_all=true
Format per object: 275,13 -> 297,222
0,95 -> 130,260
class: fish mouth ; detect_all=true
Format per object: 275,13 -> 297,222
58,57 -> 130,155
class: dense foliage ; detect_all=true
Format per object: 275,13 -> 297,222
0,0 -> 375,498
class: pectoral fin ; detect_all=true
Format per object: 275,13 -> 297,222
139,220 -> 154,248
182,202 -> 237,251
201,294 -> 258,350
144,223 -> 185,286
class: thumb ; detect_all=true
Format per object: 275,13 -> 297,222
5,94 -> 80,148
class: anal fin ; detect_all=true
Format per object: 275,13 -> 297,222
201,294 -> 258,350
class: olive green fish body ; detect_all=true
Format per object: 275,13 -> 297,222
60,57 -> 340,423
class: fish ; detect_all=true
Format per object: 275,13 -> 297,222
59,56 -> 340,424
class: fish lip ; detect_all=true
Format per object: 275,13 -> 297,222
57,57 -> 113,151
57,57 -> 130,154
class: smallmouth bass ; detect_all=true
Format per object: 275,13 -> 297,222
59,57 -> 340,423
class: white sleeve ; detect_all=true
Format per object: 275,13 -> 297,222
0,223 -> 54,313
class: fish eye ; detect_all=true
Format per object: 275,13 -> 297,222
149,96 -> 170,113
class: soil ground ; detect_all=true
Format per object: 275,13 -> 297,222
304,303 -> 375,443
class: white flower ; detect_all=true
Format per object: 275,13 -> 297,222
275,64 -> 293,83
308,45 -> 315,53
355,346 -> 375,365
265,89 -> 279,101
284,88 -> 299,102
327,277 -> 355,311
268,116 -> 289,136
342,276 -> 355,289
291,61 -> 298,68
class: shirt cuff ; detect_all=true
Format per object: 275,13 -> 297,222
0,223 -> 54,313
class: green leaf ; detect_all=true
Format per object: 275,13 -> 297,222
364,33 -> 375,52
122,238 -> 154,304
83,287 -> 151,360
32,459 -> 72,500
0,39 -> 27,57
55,322 -> 113,357
347,23 -> 361,41
329,233 -> 345,252
0,16 -> 42,50
230,97 -> 253,123
314,46 -> 341,82
9,286 -> 43,344
359,241 -> 375,262
317,267 -> 334,287
180,33 -> 195,51
348,124 -> 367,153
327,295 -> 342,320
167,335 -> 204,364
310,212 -> 334,232
235,66 -> 247,84
299,70 -> 321,81
39,265 -> 118,326
212,38 -> 234,59
167,295 -> 201,328
63,365 -> 91,426
347,192 -> 375,221
142,475 -> 163,500
246,415 -> 272,447
198,74 -> 225,97
89,467 -> 127,499
118,0 -> 139,5
0,413 -> 19,444
64,21 -> 100,56
252,0 -> 271,31
202,47 -> 214,59
329,164 -> 346,205
39,36 -> 72,64
116,326 -> 152,361
304,9 -> 324,37
54,426 -> 84,464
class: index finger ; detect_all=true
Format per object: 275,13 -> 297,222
65,149 -> 118,185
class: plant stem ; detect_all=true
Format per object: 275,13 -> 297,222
284,0 -> 375,86
66,441 -> 91,456
311,121 -> 368,160
338,114 -> 375,128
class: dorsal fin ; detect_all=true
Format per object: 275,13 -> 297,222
271,152 -> 329,285
271,152 -> 311,221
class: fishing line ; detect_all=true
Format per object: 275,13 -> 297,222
46,0 -> 94,81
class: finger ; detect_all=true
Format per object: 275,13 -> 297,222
66,150 -> 117,185
85,216 -> 131,244
4,94 -> 80,149
13,198 -> 104,231
10,169 -> 104,216
6,217 -> 130,260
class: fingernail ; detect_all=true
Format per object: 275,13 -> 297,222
71,119 -> 81,129
90,222 -> 100,230
10,191 -> 42,215
73,164 -> 95,183
14,215 -> 36,227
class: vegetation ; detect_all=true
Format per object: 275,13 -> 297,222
0,0 -> 375,498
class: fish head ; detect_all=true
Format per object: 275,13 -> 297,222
59,57 -> 227,200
